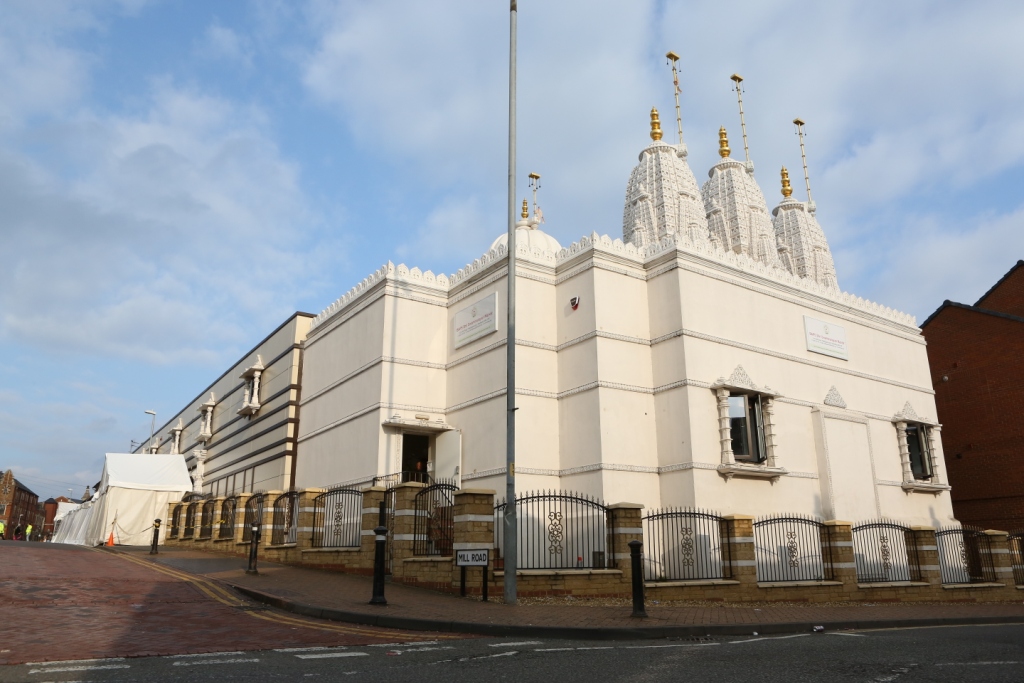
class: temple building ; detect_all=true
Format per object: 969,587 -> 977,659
292,109 -> 953,526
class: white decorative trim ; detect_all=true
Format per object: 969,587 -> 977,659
823,386 -> 847,409
717,463 -> 788,483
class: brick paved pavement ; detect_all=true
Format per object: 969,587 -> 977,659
0,541 -> 451,666
134,546 -> 1024,638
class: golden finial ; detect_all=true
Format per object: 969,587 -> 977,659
649,107 -> 663,141
521,199 -> 529,219
780,166 -> 793,198
718,126 -> 731,158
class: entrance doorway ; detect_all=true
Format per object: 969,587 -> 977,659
401,433 -> 430,483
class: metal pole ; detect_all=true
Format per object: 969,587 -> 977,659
629,540 -> 647,617
370,523 -> 388,605
246,522 -> 260,574
150,518 -> 161,555
503,0 -> 519,607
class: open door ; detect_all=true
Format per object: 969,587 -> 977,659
434,430 -> 462,487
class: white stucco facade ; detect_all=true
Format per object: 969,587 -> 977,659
293,114 -> 954,527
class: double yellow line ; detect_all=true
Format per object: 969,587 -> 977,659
106,550 -> 444,641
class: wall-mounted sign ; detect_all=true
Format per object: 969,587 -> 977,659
454,293 -> 498,349
804,316 -> 848,360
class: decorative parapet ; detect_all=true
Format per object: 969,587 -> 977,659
556,231 -> 917,329
197,393 -> 215,443
310,261 -> 450,331
237,356 -> 265,417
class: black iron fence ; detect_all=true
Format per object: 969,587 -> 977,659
169,504 -> 182,538
312,487 -> 364,548
494,490 -> 612,570
753,514 -> 835,582
198,500 -> 215,540
936,525 -> 995,584
271,491 -> 299,546
183,502 -> 198,537
1009,531 -> 1024,587
413,481 -> 458,556
218,497 -> 238,539
242,494 -> 265,543
641,507 -> 732,581
851,519 -> 921,583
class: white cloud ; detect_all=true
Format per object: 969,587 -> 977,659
197,23 -> 254,68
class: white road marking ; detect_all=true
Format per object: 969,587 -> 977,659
624,643 -> 720,649
276,646 -> 343,653
935,661 -> 1021,666
369,640 -> 438,647
172,658 -> 259,667
295,652 -> 369,660
576,647 -> 615,650
535,648 -> 574,652
872,667 -> 914,682
169,651 -> 245,658
474,651 -> 518,659
729,634 -> 810,644
25,658 -> 125,666
489,641 -> 542,647
28,665 -> 130,674
826,632 -> 866,637
389,647 -> 455,653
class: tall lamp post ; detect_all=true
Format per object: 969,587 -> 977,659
503,0 -> 519,606
144,410 -> 156,453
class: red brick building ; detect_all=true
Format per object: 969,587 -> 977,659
0,469 -> 40,539
922,260 -> 1024,531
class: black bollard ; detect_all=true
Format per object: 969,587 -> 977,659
150,519 -> 161,555
370,524 -> 388,605
246,522 -> 261,575
628,539 -> 647,618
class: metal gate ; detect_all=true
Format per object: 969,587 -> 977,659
413,481 -> 458,556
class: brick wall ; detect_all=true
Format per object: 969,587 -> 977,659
923,269 -> 1024,531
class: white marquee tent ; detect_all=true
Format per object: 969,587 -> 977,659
52,453 -> 192,546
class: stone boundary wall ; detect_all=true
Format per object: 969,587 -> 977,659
164,492 -> 1023,603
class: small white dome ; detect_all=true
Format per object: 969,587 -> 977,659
490,226 -> 562,260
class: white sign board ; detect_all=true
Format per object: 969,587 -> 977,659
453,293 -> 498,349
804,316 -> 848,360
456,549 -> 489,566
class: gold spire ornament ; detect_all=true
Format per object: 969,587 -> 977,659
521,199 -> 529,219
649,108 -> 663,141
718,126 -> 731,158
780,167 -> 793,198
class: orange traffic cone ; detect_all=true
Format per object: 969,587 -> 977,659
106,532 -> 115,547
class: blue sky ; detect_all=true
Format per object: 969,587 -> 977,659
3,0 -> 1023,500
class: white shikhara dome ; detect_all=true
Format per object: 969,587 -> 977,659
772,168 -> 838,289
701,127 -> 780,268
622,109 -> 708,248
620,112 -> 839,290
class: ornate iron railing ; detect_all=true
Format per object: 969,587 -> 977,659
372,471 -> 433,488
169,504 -> 182,538
494,490 -> 612,570
753,514 -> 834,582
271,491 -> 299,546
312,487 -> 363,548
413,481 -> 458,556
1009,531 -> 1024,587
852,519 -> 921,583
642,507 -> 732,581
183,502 -> 198,537
242,493 -> 265,543
198,500 -> 215,539
218,497 -> 238,539
936,525 -> 995,584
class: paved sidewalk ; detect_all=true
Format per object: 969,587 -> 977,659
131,546 -> 1024,639
0,542 -> 446,665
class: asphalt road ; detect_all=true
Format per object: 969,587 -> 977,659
3,624 -> 1023,683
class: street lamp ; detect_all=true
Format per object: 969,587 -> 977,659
144,410 -> 156,452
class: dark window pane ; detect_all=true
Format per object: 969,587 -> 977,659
729,396 -> 750,456
749,395 -> 766,463
906,425 -> 931,480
